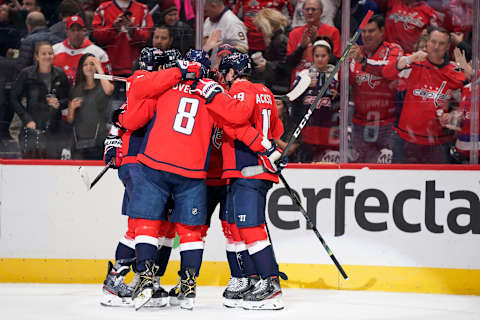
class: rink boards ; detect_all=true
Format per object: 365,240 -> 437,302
0,161 -> 479,295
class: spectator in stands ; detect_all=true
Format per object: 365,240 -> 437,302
286,0 -> 341,84
348,14 -> 403,163
292,0 -> 341,28
251,8 -> 291,94
67,53 -> 113,159
132,25 -> 173,71
16,11 -> 62,72
10,41 -> 70,159
0,48 -> 17,146
274,96 -> 299,160
378,0 -> 440,53
159,4 -> 194,54
232,0 -> 292,54
293,38 -> 340,163
388,27 -> 468,164
0,4 -> 21,59
53,15 -> 110,85
92,0 -> 153,110
49,0 -> 83,41
204,0 -> 248,63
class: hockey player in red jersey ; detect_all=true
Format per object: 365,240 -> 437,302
101,48 -> 198,309
196,52 -> 286,310
118,49 -> 277,310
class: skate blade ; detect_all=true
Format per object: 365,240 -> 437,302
223,297 -> 243,308
99,293 -> 133,307
242,297 -> 284,310
144,297 -> 169,308
169,296 -> 181,306
180,297 -> 195,310
134,288 -> 153,311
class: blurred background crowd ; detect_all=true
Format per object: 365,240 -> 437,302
0,0 -> 476,164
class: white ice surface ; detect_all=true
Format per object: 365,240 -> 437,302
1,284 -> 479,320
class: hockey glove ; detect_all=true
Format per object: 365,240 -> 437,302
111,107 -> 125,130
104,134 -> 123,168
190,79 -> 224,104
176,60 -> 203,80
258,139 -> 287,174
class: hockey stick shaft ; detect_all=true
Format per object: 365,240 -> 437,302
281,10 -> 373,158
264,220 -> 288,280
279,173 -> 348,280
94,73 -> 128,82
89,159 -> 114,189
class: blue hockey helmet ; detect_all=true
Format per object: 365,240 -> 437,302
139,47 -> 160,71
185,49 -> 210,78
156,48 -> 182,69
218,52 -> 252,79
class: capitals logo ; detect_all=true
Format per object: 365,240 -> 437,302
388,11 -> 425,30
212,127 -> 223,149
355,73 -> 382,89
412,81 -> 451,108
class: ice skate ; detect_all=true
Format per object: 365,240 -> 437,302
144,276 -> 168,308
179,268 -> 197,310
100,261 -> 133,307
168,278 -> 181,306
223,276 -> 257,308
242,276 -> 284,310
131,262 -> 155,311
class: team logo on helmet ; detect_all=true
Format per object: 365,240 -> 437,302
218,52 -> 252,79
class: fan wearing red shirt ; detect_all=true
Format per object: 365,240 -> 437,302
385,27 -> 468,164
286,0 -> 341,84
380,0 -> 440,53
348,14 -> 403,163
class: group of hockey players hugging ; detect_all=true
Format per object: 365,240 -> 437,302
100,46 -> 288,311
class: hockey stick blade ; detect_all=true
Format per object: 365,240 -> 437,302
89,159 -> 114,190
286,69 -> 310,102
241,165 -> 266,177
94,73 -> 128,82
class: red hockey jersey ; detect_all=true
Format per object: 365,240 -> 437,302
386,59 -> 467,145
384,0 -> 439,53
221,80 -> 284,183
92,1 -> 153,75
456,83 -> 480,157
53,38 -> 111,85
349,41 -> 403,126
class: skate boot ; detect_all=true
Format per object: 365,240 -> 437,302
242,276 -> 284,310
178,268 -> 197,310
168,278 -> 181,306
223,276 -> 257,308
144,276 -> 169,308
100,261 -> 134,307
131,262 -> 155,310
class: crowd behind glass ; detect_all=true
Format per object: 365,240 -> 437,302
0,0 -> 476,164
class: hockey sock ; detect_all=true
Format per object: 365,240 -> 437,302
238,249 -> 257,277
115,242 -> 135,265
226,250 -> 243,278
155,245 -> 172,277
249,245 -> 278,279
180,249 -> 203,277
135,243 -> 157,273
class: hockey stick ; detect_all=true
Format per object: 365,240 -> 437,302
279,173 -> 348,280
89,159 -> 114,190
274,69 -> 311,102
94,73 -> 128,82
241,10 -> 374,178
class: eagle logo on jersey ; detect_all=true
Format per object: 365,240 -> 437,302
355,73 -> 382,89
212,127 -> 223,149
389,11 -> 425,30
413,81 -> 451,108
